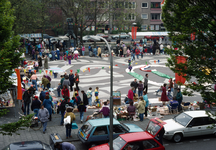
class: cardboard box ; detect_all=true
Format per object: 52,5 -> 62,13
113,99 -> 121,105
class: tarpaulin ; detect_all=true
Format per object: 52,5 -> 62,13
152,71 -> 174,79
128,72 -> 144,81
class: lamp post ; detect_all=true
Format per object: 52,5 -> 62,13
89,36 -> 113,150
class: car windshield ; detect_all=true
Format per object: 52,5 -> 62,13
120,122 -> 130,132
81,122 -> 92,134
174,112 -> 192,126
146,121 -> 161,136
113,136 -> 126,150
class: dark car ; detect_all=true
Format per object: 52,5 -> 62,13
2,141 -> 52,150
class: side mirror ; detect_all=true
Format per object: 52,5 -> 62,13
187,124 -> 192,128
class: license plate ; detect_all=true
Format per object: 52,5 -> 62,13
80,132 -> 84,137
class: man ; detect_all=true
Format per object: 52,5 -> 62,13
42,75 -> 50,89
88,44 -> 92,57
30,73 -> 38,91
60,75 -> 65,89
55,142 -> 76,150
31,96 -> 41,117
173,79 -> 178,98
176,88 -> 183,111
38,105 -> 49,134
143,91 -> 149,118
74,72 -> 79,91
22,90 -> 33,115
130,79 -> 138,94
75,93 -> 81,106
44,55 -> 48,69
39,89 -> 46,102
69,72 -> 74,91
81,90 -> 88,106
143,74 -> 148,93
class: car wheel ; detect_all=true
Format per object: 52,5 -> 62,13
214,132 -> 216,137
172,133 -> 182,143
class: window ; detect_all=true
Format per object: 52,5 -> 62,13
188,118 -> 204,127
125,2 -> 128,8
203,117 -> 216,125
151,2 -> 161,8
141,24 -> 148,30
141,2 -> 148,8
81,122 -> 92,134
155,25 -> 160,30
93,126 -> 108,135
123,142 -> 143,150
126,2 -> 136,9
150,25 -> 154,30
141,14 -> 148,19
151,13 -> 161,20
112,125 -> 125,134
174,113 -> 192,127
125,13 -> 136,21
142,140 -> 159,149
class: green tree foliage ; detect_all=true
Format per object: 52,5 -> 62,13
162,0 -> 216,103
0,0 -> 22,94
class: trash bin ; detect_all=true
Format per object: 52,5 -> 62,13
53,72 -> 58,78
50,133 -> 62,150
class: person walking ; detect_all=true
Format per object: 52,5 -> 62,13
173,79 -> 178,98
99,101 -> 110,118
30,73 -> 38,91
127,87 -> 134,102
130,79 -> 138,94
63,75 -> 70,89
44,55 -> 48,69
31,96 -> 41,117
137,97 -> 146,121
64,107 -> 76,139
143,74 -> 148,93
64,54 -> 67,65
127,101 -> 136,120
81,45 -> 85,56
69,72 -> 74,92
61,85 -> 70,98
74,72 -> 80,91
67,53 -> 72,65
86,87 -> 92,106
135,47 -> 140,59
56,48 -> 60,60
161,83 -> 169,105
97,46 -> 102,58
88,44 -> 92,57
38,55 -> 42,68
38,105 -> 49,134
143,91 -> 149,118
43,95 -> 53,121
81,90 -> 88,106
74,49 -> 79,60
138,81 -> 143,97
123,44 -> 127,57
60,50 -> 64,60
176,88 -> 183,111
78,101 -> 86,123
22,90 -> 32,115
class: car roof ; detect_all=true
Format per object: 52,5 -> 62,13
120,132 -> 153,142
184,110 -> 208,118
9,141 -> 44,149
88,118 -> 119,126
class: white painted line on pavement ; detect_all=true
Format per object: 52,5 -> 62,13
203,139 -> 210,141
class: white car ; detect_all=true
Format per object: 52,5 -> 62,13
163,110 -> 216,143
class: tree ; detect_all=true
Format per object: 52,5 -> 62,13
0,0 -> 33,136
162,0 -> 216,103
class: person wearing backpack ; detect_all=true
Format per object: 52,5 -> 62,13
137,97 -> 146,121
86,87 -> 92,106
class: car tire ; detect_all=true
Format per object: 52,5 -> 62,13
172,133 -> 183,143
214,132 -> 216,137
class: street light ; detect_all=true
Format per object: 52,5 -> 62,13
89,36 -> 114,150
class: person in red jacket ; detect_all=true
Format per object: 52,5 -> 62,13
127,87 -> 135,102
135,48 -> 140,59
61,85 -> 70,98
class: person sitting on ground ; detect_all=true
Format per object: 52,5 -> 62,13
127,101 -> 136,120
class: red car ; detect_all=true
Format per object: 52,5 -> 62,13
144,36 -> 164,41
89,118 -> 165,150
96,34 -> 109,39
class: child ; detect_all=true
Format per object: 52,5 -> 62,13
127,48 -> 130,57
64,54 -> 67,66
129,64 -> 132,72
57,83 -> 61,97
128,58 -> 131,66
78,101 -> 86,123
94,87 -> 99,105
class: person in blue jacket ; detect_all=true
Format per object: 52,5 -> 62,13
43,95 -> 53,121
56,48 -> 60,60
51,50 -> 55,61
39,89 -> 46,102
143,91 -> 149,118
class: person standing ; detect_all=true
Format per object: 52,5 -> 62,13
88,44 -> 92,57
44,55 -> 48,69
138,81 -> 143,97
169,78 -> 174,93
97,46 -> 101,58
64,107 -> 76,138
127,87 -> 134,102
137,97 -> 146,121
30,73 -> 38,91
74,72 -> 80,91
135,47 -> 140,59
74,49 -> 79,60
143,74 -> 148,93
43,95 -> 53,121
63,75 -> 70,89
38,105 -> 49,134
38,55 -> 42,68
60,75 -> 65,89
161,83 -> 169,105
99,101 -> 110,118
69,72 -> 74,92
56,48 -> 60,60
81,90 -> 88,106
127,101 -> 136,120
81,45 -> 85,56
57,83 -> 61,97
64,54 -> 67,65
176,88 -> 183,111
123,44 -> 127,57
86,87 -> 92,106
51,50 -> 55,61
173,79 -> 178,98
78,101 -> 86,123
22,90 -> 32,115
130,79 -> 138,94
61,85 -> 70,98
60,50 -> 64,60
31,96 -> 41,117
143,91 -> 149,118
67,53 -> 72,65
39,89 -> 46,102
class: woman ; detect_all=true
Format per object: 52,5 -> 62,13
169,78 -> 174,93
143,91 -> 149,118
74,49 -> 79,60
73,87 -> 79,98
43,95 -> 53,121
81,45 -> 85,56
123,45 -> 127,57
161,83 -> 169,105
38,105 -> 49,134
67,53 -> 72,65
99,101 -> 110,118
137,97 -> 146,121
60,50 -> 64,60
138,81 -> 143,97
64,107 -> 76,139
63,75 -> 70,89
127,101 -> 136,120
120,47 -> 123,57
127,87 -> 134,102
78,101 -> 86,123
44,55 -> 48,69
61,85 -> 70,98
74,73 -> 79,91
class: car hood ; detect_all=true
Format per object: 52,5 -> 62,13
163,119 -> 184,132
89,143 -> 109,150
125,123 -> 144,132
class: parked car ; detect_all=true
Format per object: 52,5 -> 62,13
144,36 -> 164,41
2,141 -> 52,150
111,32 -> 130,39
89,118 -> 165,150
96,34 -> 109,39
163,110 -> 216,143
77,118 -> 143,147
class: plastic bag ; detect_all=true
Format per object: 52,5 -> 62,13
63,116 -> 71,126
